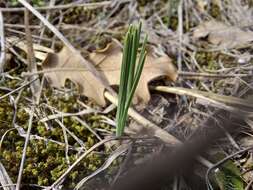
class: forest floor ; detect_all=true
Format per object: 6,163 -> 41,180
0,0 -> 253,190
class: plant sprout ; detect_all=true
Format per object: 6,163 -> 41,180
116,22 -> 148,137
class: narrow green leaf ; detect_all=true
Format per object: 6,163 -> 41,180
123,35 -> 148,117
127,24 -> 141,94
116,22 -> 147,137
116,31 -> 131,136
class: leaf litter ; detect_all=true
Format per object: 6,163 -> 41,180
193,20 -> 253,49
42,41 -> 178,106
2,1 -> 253,189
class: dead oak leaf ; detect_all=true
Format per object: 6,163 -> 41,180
42,42 -> 177,106
193,20 -> 253,49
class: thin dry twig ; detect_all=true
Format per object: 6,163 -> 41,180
0,162 -> 15,190
15,10 -> 41,189
21,68 -> 253,79
39,108 -> 96,122
74,144 -> 129,190
38,0 -> 56,44
24,9 -> 40,102
54,119 -> 86,150
6,28 -> 58,44
178,71 -> 252,79
15,106 -> 35,190
152,86 -> 253,116
0,1 -> 112,12
0,77 -> 38,101
177,0 -> 183,71
0,10 -> 5,73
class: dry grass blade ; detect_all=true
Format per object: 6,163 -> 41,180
0,162 -> 14,190
178,71 -> 252,79
14,9 -> 42,189
74,144 -> 129,190
1,1 -> 112,12
152,86 -> 253,115
39,108 -> 97,122
24,9 -> 40,103
0,10 -> 5,73
15,106 -> 35,190
0,77 -> 39,101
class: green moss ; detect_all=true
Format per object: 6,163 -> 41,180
0,78 -> 113,188
195,51 -> 218,68
9,0 -> 45,7
209,3 -> 222,19
63,6 -> 102,24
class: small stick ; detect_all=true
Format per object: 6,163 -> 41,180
0,10 -> 5,74
39,108 -> 96,122
0,1 -> 112,12
74,144 -> 129,189
24,9 -> 40,103
0,77 -> 38,101
178,71 -> 252,79
15,106 -> 35,190
15,9 -> 41,189
0,161 -> 15,190
55,119 -> 86,150
177,0 -> 183,72
152,86 -> 253,111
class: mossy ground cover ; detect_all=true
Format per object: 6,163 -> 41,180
0,75 -> 114,188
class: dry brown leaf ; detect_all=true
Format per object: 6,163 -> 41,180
193,20 -> 253,48
42,42 -> 177,106
6,37 -> 53,64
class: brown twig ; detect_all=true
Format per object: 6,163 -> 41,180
0,10 -> 5,73
24,9 -> 40,103
0,1 -> 112,12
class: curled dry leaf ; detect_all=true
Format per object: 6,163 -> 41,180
193,20 -> 253,49
6,37 -> 54,64
42,42 -> 177,106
